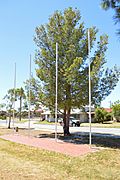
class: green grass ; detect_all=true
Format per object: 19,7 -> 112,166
0,139 -> 120,180
14,118 -> 28,123
4,118 -> 28,123
35,120 -> 120,128
0,131 -> 120,179
81,122 -> 120,128
34,120 -> 57,125
16,119 -> 28,123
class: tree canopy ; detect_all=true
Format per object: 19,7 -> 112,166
3,88 -> 15,128
101,0 -> 120,36
34,7 -> 120,135
16,87 -> 26,121
24,77 -> 43,109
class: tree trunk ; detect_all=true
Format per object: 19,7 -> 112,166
63,85 -> 71,136
63,108 -> 71,136
8,115 -> 11,129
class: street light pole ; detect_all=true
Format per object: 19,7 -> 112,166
55,42 -> 58,141
88,29 -> 92,147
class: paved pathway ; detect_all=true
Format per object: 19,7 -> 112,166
0,134 -> 99,157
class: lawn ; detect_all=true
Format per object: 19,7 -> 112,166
34,120 -> 56,125
0,128 -> 120,179
80,122 -> 120,128
34,120 -> 120,128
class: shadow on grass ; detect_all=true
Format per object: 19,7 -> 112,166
1,127 -> 119,149
36,132 -> 120,149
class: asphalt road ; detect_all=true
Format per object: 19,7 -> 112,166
0,119 -> 120,137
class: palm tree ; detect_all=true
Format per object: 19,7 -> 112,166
16,87 -> 26,121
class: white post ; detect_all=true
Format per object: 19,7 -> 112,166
13,62 -> 16,131
55,43 -> 58,141
88,29 -> 92,147
28,54 -> 31,136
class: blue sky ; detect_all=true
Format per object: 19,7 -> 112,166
0,0 -> 120,107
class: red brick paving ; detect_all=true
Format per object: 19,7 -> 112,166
0,134 -> 98,157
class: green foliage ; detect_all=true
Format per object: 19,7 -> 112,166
0,110 -> 6,115
15,87 -> 26,121
4,89 -> 15,111
4,87 -> 26,121
95,108 -> 106,123
0,111 -> 7,120
24,77 -> 43,108
0,115 -> 6,120
95,108 -> 112,123
34,7 -> 120,134
0,103 -> 6,110
101,0 -> 120,36
105,112 -> 112,121
19,111 -> 28,118
16,87 -> 26,100
112,100 -> 120,121
34,7 -> 120,110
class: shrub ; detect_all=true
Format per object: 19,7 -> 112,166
112,101 -> 120,122
105,113 -> 112,121
0,115 -> 6,120
95,108 -> 111,123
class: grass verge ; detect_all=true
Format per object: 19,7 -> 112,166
81,122 -> 120,128
0,137 -> 120,180
34,120 -> 56,125
34,121 -> 120,128
0,127 -> 120,179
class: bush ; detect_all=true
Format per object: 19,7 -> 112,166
105,113 -> 112,121
95,108 -> 111,123
0,111 -> 7,120
0,115 -> 6,120
112,101 -> 120,122
21,111 -> 28,118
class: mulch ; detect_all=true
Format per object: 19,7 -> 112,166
0,133 -> 99,157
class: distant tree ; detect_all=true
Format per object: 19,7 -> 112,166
101,0 -> 120,36
24,77 -> 43,109
0,103 -> 7,120
23,101 -> 28,111
112,100 -> 120,121
34,7 -> 120,135
16,87 -> 26,121
0,103 -> 6,110
4,89 -> 15,128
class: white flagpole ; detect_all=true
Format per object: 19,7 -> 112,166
55,43 -> 58,141
28,54 -> 31,136
13,62 -> 16,131
88,29 -> 92,147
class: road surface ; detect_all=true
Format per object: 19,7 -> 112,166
0,119 -> 120,137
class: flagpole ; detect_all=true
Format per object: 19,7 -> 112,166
13,62 -> 16,131
28,54 -> 31,136
55,43 -> 58,141
88,29 -> 92,147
